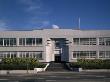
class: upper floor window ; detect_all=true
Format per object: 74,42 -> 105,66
0,38 -> 3,46
0,38 -> 16,47
36,38 -> 42,45
26,38 -> 35,45
99,37 -> 110,46
73,38 -> 96,45
19,38 -> 25,45
19,38 -> 42,46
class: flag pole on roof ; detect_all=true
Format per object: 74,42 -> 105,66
78,17 -> 80,30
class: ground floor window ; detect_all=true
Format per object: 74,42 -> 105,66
0,52 -> 17,58
73,51 -> 96,59
99,51 -> 110,58
19,51 -> 43,60
0,51 -> 43,60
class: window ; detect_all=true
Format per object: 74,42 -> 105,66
106,51 -> 110,58
18,51 -> 43,60
90,51 -> 96,58
99,37 -> 110,46
19,38 -> 25,45
73,51 -> 96,59
19,38 -> 42,46
0,51 -> 43,60
73,38 -> 96,45
0,52 -> 3,58
80,38 -> 89,45
99,51 -> 105,58
4,38 -> 9,46
26,38 -> 35,45
36,38 -> 42,45
26,52 -> 29,57
0,38 -> 16,47
89,38 -> 96,45
10,38 -> 16,46
0,38 -> 3,46
7,52 -> 10,58
73,38 -> 79,45
10,52 -> 17,58
36,52 -> 42,60
99,51 -> 110,58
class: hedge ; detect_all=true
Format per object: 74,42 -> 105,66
70,59 -> 110,69
0,58 -> 46,70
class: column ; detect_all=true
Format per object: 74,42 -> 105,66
17,38 -> 19,46
97,37 -> 99,45
17,52 -> 20,58
97,51 -> 99,59
79,38 -> 80,45
3,39 -> 4,46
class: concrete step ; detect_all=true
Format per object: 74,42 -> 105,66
46,62 -> 70,71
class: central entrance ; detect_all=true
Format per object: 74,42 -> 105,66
51,38 -> 67,63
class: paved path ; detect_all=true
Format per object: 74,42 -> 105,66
0,72 -> 110,82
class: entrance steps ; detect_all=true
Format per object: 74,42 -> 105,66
46,62 -> 70,71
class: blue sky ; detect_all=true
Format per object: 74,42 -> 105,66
0,0 -> 110,30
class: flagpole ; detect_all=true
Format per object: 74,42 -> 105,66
78,17 -> 80,30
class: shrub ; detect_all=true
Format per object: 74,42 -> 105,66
70,59 -> 110,69
0,58 -> 46,70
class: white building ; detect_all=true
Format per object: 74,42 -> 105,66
0,28 -> 110,62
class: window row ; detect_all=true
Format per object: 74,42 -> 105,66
0,51 -> 43,60
73,38 -> 96,45
19,51 -> 43,60
73,37 -> 110,46
99,51 -> 110,58
73,51 -> 96,58
0,38 -> 43,47
73,51 -> 110,59
19,38 -> 42,46
0,38 -> 16,46
99,37 -> 110,46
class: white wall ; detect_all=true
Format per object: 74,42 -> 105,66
0,29 -> 110,62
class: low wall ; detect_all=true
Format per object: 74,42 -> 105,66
83,69 -> 110,72
0,70 -> 34,74
0,63 -> 50,75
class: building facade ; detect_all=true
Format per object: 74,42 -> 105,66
0,28 -> 110,62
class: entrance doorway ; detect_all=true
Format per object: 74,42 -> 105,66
51,38 -> 69,62
55,55 -> 61,63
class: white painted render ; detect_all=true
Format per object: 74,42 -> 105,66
0,29 -> 110,62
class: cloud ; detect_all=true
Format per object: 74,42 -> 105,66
19,0 -> 42,12
40,21 -> 50,27
18,0 -> 51,29
27,6 -> 41,11
0,20 -> 8,31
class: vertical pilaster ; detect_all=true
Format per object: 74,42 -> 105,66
66,37 -> 73,62
97,51 -> 99,59
79,38 -> 80,45
97,37 -> 99,45
25,38 -> 26,46
3,39 -> 4,46
17,38 -> 19,46
17,52 -> 20,58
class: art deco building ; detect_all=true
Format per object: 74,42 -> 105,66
0,28 -> 110,62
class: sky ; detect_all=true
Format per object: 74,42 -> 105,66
0,0 -> 110,30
